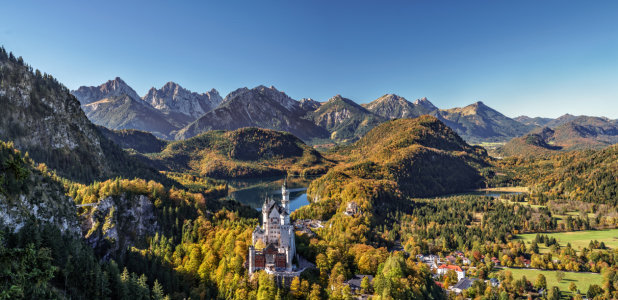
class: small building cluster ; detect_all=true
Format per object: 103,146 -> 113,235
343,201 -> 361,216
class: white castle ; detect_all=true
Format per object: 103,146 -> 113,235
246,179 -> 298,276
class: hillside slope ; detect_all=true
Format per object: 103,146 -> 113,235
148,127 -> 334,178
431,101 -> 534,143
305,95 -> 388,142
0,47 -> 175,185
498,144 -> 618,205
97,126 -> 168,153
175,86 -> 330,141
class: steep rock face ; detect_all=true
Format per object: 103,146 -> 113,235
0,55 -> 111,179
82,194 -> 158,259
142,82 -> 223,118
71,77 -> 143,105
0,141 -> 80,235
362,94 -> 433,119
413,97 -> 438,111
0,186 -> 80,235
175,86 -> 330,141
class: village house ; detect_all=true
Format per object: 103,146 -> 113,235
437,264 -> 465,281
445,255 -> 457,264
343,275 -> 373,293
450,278 -> 477,294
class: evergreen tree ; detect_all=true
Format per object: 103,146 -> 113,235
152,280 -> 165,300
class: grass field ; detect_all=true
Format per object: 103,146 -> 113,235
515,229 -> 618,253
490,268 -> 602,295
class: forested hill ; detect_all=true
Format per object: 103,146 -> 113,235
497,144 -> 618,206
295,116 -> 491,221
0,46 -> 175,185
144,127 -> 335,178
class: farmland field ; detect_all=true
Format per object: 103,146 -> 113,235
490,268 -> 603,295
515,229 -> 618,253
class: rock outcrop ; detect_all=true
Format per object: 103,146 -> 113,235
413,97 -> 438,111
83,194 -> 158,259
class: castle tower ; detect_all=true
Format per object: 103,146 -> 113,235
248,245 -> 255,275
262,197 -> 270,243
281,177 -> 290,215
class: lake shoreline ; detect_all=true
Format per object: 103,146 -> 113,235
470,187 -> 528,192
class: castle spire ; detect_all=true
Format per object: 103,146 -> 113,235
281,177 -> 290,216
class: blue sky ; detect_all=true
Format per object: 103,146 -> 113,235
2,0 -> 617,118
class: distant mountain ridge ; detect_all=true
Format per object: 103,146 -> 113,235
430,101 -> 534,143
71,77 -> 143,105
72,78 -> 221,139
514,116 -> 554,127
82,95 -> 182,140
74,78 -> 608,147
175,85 -> 330,141
362,94 -> 435,119
142,82 -> 223,118
306,95 -> 388,141
497,116 -> 618,157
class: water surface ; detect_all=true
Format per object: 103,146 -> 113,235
226,176 -> 317,211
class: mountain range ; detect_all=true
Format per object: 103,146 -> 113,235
72,77 -> 618,154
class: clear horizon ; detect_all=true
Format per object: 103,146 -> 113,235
2,0 -> 617,118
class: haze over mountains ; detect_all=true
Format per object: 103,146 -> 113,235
71,77 -> 618,153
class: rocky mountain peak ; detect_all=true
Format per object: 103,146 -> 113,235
300,98 -> 322,111
413,97 -> 438,110
223,87 -> 250,103
71,77 -> 143,105
142,82 -> 222,118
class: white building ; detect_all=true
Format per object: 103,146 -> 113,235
437,265 -> 465,281
247,179 -> 297,276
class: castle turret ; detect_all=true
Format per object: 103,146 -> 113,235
281,177 -> 290,215
248,245 -> 255,275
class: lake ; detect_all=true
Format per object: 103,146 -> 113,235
226,176 -> 318,211
439,190 -> 522,198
